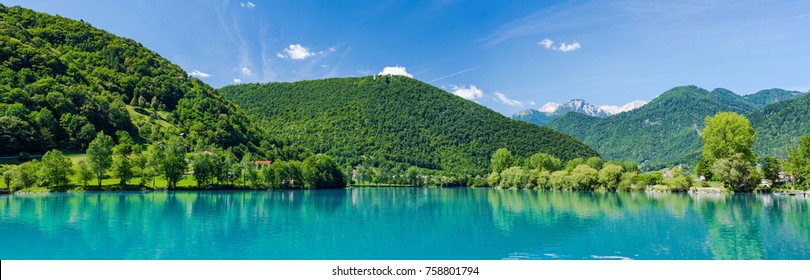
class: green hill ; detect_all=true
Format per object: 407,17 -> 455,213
546,85 -> 807,170
219,76 -> 598,174
749,92 -> 810,158
744,88 -> 804,108
0,4 -> 279,156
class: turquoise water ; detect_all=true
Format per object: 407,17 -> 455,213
0,188 -> 808,259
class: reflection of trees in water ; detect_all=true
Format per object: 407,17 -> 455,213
691,194 -> 810,259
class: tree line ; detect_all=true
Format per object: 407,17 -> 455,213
1,132 -> 346,192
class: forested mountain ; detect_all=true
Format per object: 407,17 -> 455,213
749,92 -> 810,158
744,88 -> 804,108
220,76 -> 598,175
546,85 -> 807,170
0,5 -> 281,157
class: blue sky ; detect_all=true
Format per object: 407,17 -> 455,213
4,0 -> 810,115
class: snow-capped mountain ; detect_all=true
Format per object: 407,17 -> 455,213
513,99 -> 648,125
538,99 -> 610,117
598,100 -> 648,115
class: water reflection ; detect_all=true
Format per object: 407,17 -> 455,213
0,189 -> 807,259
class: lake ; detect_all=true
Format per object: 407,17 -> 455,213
0,188 -> 808,259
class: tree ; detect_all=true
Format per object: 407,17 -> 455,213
404,166 -> 419,186
3,169 -> 13,189
712,153 -> 753,191
301,154 -> 346,189
598,164 -> 623,190
141,143 -> 162,188
86,133 -> 114,187
762,157 -> 781,183
191,152 -> 217,187
10,160 -> 40,192
586,157 -> 604,170
499,166 -> 526,189
526,152 -> 562,172
699,112 -> 756,178
571,164 -> 598,190
240,153 -> 259,188
161,137 -> 187,189
77,160 -> 93,188
565,158 -> 585,172
490,148 -> 515,174
786,134 -> 810,186
39,149 -> 74,188
112,154 -> 133,185
486,172 -> 500,188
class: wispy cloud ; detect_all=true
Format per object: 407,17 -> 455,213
277,44 -> 315,60
189,70 -> 211,78
233,78 -> 242,84
428,65 -> 482,83
241,67 -> 253,77
450,85 -> 484,101
494,92 -> 524,107
240,2 -> 256,9
378,66 -> 413,78
538,38 -> 581,52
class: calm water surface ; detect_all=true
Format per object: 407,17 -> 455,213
0,188 -> 808,259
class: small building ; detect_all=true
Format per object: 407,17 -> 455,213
254,160 -> 272,170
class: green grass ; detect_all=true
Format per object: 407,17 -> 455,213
125,105 -> 175,129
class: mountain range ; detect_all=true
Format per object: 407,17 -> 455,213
512,99 -> 647,125
544,86 -> 807,169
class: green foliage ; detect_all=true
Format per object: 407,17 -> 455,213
700,112 -> 756,165
712,153 -> 754,191
76,159 -> 93,188
598,164 -> 623,190
86,132 -> 113,187
301,154 -> 347,189
786,135 -> 810,186
490,148 -> 515,174
10,160 -> 40,192
750,93 -> 810,158
526,152 -> 562,172
39,149 -> 73,188
159,137 -> 187,189
0,5 -> 279,156
220,76 -> 598,175
762,157 -> 781,182
570,164 -> 598,190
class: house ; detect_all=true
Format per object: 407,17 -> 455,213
254,160 -> 272,170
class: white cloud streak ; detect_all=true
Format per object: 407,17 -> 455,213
494,92 -> 524,107
240,2 -> 256,9
189,70 -> 211,78
378,66 -> 413,78
428,65 -> 482,83
538,38 -> 581,52
450,85 -> 484,100
233,78 -> 242,84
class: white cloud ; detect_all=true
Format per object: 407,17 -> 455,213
240,2 -> 256,9
558,42 -> 581,52
450,85 -> 484,101
538,38 -> 581,52
530,101 -> 536,106
378,66 -> 413,78
539,38 -> 554,49
241,67 -> 253,77
277,44 -> 315,60
494,92 -> 524,107
189,70 -> 210,78
233,78 -> 242,84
